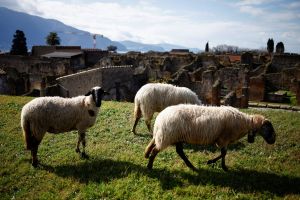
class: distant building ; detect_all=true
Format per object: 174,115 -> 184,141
41,51 -> 85,70
31,46 -> 82,57
82,49 -> 109,67
170,49 -> 190,54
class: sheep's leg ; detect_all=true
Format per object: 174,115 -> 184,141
147,147 -> 159,170
132,103 -> 142,135
75,133 -> 82,153
31,145 -> 39,167
207,147 -> 228,171
220,148 -> 228,171
145,120 -> 152,133
176,143 -> 198,172
132,116 -> 140,135
145,138 -> 155,158
76,132 -> 89,159
81,132 -> 89,159
30,136 -> 41,167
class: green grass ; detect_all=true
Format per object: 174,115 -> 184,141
0,95 -> 299,199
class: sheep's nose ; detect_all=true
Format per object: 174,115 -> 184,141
267,134 -> 276,144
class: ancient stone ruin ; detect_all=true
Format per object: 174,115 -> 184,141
1,45 -> 300,108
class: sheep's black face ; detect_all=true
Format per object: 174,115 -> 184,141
85,87 -> 109,107
259,120 -> 276,144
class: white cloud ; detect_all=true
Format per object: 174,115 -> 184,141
1,0 -> 300,52
239,5 -> 264,16
235,0 -> 275,6
285,1 -> 300,9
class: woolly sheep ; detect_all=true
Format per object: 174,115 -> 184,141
145,104 -> 276,171
21,86 -> 109,167
132,83 -> 202,135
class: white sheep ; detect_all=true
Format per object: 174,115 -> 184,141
145,104 -> 276,171
132,83 -> 202,135
21,86 -> 109,167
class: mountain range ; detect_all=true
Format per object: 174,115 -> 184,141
0,7 -> 200,53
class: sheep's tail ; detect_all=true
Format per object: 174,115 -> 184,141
145,138 -> 155,158
21,118 -> 32,150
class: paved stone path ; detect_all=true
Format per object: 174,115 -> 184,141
248,102 -> 300,112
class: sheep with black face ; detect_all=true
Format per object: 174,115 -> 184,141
145,104 -> 276,171
21,86 -> 109,167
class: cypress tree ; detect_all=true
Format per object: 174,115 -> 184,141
267,38 -> 274,54
205,42 -> 209,52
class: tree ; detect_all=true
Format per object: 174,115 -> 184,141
276,42 -> 285,54
205,42 -> 209,52
46,32 -> 60,45
10,30 -> 28,55
267,38 -> 274,54
107,45 -> 117,52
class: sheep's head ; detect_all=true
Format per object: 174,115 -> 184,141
259,120 -> 276,144
249,115 -> 276,144
85,86 -> 109,107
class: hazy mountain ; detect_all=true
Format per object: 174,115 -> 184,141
119,40 -> 165,52
0,7 -> 201,53
119,40 -> 201,53
0,7 -> 126,51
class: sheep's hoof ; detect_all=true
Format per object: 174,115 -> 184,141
207,160 -> 215,165
147,163 -> 153,170
222,165 -> 229,172
81,152 -> 89,159
32,160 -> 39,168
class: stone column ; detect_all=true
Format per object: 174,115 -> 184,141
297,81 -> 300,106
40,78 -> 46,97
211,79 -> 221,106
241,87 -> 249,108
224,91 -> 237,107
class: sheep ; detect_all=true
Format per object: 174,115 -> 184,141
145,104 -> 276,171
21,86 -> 109,167
132,83 -> 202,135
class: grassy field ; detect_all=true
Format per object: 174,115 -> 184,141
0,95 -> 299,199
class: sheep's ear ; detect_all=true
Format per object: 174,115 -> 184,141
85,91 -> 92,96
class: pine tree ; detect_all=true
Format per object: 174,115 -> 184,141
10,30 -> 28,55
46,32 -> 61,45
267,38 -> 274,54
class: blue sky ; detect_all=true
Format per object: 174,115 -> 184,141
1,0 -> 300,52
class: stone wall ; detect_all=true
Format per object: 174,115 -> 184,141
0,54 -> 71,94
56,68 -> 103,97
249,76 -> 265,101
271,54 -> 300,72
56,65 -> 136,101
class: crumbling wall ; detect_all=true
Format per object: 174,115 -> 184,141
101,66 -> 135,101
56,68 -> 103,97
249,76 -> 265,101
56,65 -> 136,101
271,54 -> 300,72
0,54 -> 71,94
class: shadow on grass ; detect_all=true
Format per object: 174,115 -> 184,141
41,157 -> 299,196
